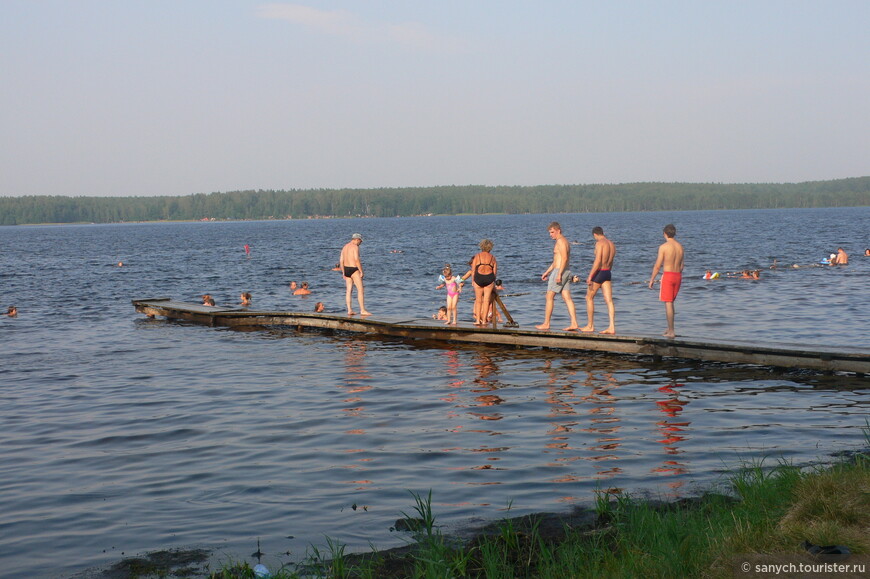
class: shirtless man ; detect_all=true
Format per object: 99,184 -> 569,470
836,247 -> 848,265
339,233 -> 371,316
649,224 -> 684,338
580,226 -> 616,334
536,222 -> 579,331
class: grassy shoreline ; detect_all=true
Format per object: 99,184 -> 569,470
189,448 -> 868,578
78,446 -> 869,578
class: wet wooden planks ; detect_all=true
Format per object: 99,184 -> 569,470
132,298 -> 870,374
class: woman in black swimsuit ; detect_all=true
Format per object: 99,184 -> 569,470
465,239 -> 498,326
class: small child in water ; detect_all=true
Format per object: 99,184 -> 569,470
240,292 -> 252,306
433,306 -> 448,320
435,264 -> 463,325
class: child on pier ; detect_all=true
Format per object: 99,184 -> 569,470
435,264 -> 463,325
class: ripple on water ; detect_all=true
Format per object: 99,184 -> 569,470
0,210 -> 868,578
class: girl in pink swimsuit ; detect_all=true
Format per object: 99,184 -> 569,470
436,264 -> 463,325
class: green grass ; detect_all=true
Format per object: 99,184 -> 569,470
210,452 -> 869,579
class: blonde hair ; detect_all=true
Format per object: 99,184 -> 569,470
479,239 -> 494,252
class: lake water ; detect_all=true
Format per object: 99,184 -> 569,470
1,208 -> 868,578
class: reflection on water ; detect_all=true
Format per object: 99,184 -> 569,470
652,383 -> 691,490
341,339 -> 372,419
577,371 -> 623,483
339,340 -> 373,491
468,352 -> 504,423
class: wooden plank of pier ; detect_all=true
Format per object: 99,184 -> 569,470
132,298 -> 870,374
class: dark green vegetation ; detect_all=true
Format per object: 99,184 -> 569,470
87,449 -> 868,577
2,177 -> 868,225
200,452 -> 868,579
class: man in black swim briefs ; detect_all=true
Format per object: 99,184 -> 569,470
339,233 -> 371,316
581,226 -> 616,334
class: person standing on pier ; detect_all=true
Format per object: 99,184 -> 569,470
580,226 -> 616,334
649,224 -> 684,338
340,233 -> 371,316
463,239 -> 498,326
535,222 -> 580,331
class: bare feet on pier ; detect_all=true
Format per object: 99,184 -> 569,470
662,330 -> 676,338
580,325 -> 595,333
599,328 -> 615,335
360,310 -> 372,316
563,325 -> 580,331
535,323 -> 550,330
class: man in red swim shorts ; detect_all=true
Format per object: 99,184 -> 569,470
649,224 -> 684,338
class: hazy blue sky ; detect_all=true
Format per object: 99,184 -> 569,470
2,1 -> 868,197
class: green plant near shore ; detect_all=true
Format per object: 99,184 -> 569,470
210,451 -> 869,579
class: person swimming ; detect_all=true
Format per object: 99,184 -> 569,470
835,247 -> 848,265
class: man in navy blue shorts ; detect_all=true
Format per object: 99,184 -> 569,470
581,226 -> 616,334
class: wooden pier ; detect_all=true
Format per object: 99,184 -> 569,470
132,298 -> 870,374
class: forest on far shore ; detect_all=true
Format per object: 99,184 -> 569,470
0,177 -> 868,225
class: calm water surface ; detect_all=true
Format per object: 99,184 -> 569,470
0,208 -> 868,578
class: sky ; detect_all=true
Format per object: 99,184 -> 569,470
2,1 -> 868,197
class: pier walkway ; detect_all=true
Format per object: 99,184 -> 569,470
132,298 -> 870,374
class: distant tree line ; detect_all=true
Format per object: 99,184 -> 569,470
0,177 -> 867,225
